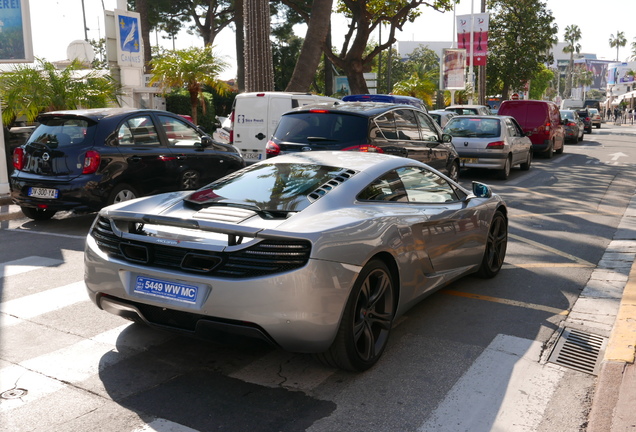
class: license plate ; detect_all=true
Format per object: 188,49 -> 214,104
243,152 -> 262,160
134,276 -> 199,304
461,158 -> 479,164
28,187 -> 59,199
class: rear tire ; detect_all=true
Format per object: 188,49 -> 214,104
314,259 -> 395,371
107,183 -> 138,206
477,211 -> 508,278
20,206 -> 57,221
498,156 -> 511,180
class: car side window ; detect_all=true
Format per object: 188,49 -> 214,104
358,170 -> 407,202
396,166 -> 460,203
392,109 -> 420,140
505,119 -> 517,137
158,115 -> 202,147
374,112 -> 398,140
118,116 -> 160,146
415,112 -> 440,142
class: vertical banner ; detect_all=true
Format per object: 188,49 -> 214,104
456,13 -> 490,67
442,48 -> 467,90
0,0 -> 34,63
114,9 -> 143,68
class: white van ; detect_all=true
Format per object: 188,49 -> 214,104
560,99 -> 584,110
230,92 -> 340,163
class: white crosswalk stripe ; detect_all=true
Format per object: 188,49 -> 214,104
0,256 -> 63,277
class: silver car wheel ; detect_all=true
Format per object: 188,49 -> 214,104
108,184 -> 139,205
315,259 -> 395,371
477,211 -> 508,278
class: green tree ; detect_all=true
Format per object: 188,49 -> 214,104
486,0 -> 558,99
325,0 -> 456,94
563,24 -> 581,98
528,64 -> 554,100
0,59 -> 120,125
149,46 -> 229,125
609,31 -> 627,61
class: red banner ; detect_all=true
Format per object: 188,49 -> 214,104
457,13 -> 489,66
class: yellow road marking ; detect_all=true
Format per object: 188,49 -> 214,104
510,211 -> 623,218
442,289 -> 569,316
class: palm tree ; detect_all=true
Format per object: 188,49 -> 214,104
0,58 -> 119,125
631,37 -> 636,61
150,46 -> 229,125
609,31 -> 627,61
243,0 -> 274,91
563,25 -> 581,98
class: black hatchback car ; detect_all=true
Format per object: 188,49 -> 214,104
265,102 -> 460,181
576,108 -> 593,133
11,108 -> 245,220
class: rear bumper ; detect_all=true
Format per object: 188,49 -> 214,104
10,173 -> 106,212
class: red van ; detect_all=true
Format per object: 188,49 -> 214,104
498,100 -> 565,158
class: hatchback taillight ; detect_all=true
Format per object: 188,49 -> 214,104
12,147 -> 24,171
342,144 -> 384,153
83,150 -> 101,174
229,111 -> 234,143
265,140 -> 280,156
486,141 -> 505,149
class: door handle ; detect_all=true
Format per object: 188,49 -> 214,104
255,133 -> 266,140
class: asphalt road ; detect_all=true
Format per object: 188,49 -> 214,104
1,123 -> 635,431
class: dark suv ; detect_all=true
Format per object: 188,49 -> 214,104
576,108 -> 593,133
265,102 -> 460,181
11,108 -> 245,220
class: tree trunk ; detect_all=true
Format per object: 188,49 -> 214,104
136,0 -> 152,73
243,0 -> 274,91
235,0 -> 245,91
285,0 -> 333,92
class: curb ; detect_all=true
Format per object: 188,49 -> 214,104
0,194 -> 23,221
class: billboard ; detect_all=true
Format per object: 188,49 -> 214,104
457,13 -> 489,67
0,0 -> 34,63
442,48 -> 466,90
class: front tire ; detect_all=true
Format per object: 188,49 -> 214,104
476,211 -> 508,278
315,259 -> 395,371
447,161 -> 460,183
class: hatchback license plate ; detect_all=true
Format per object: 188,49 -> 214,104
28,187 -> 59,199
134,276 -> 199,304
243,153 -> 261,160
461,158 -> 479,164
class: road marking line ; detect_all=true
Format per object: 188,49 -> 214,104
0,256 -> 63,277
6,228 -> 87,240
418,334 -> 564,432
0,281 -> 87,326
442,290 -> 569,316
132,419 -> 200,432
509,233 -> 596,267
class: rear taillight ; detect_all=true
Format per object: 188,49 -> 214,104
83,150 -> 101,174
342,144 -> 384,153
265,140 -> 280,156
486,141 -> 505,149
12,147 -> 24,170
545,122 -> 551,132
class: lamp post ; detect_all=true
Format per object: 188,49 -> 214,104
81,0 -> 89,41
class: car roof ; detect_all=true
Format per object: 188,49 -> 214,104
446,104 -> 489,109
253,150 -> 423,172
37,107 -> 168,121
287,101 -> 425,117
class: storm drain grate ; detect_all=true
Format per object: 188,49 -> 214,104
548,328 -> 607,376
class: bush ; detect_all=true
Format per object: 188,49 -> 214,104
165,90 -> 216,133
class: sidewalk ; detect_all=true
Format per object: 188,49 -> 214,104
0,192 -> 22,221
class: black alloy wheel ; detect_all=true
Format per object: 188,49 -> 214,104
315,259 -> 395,371
477,211 -> 508,278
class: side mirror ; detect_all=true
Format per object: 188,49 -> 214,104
472,182 -> 492,198
199,136 -> 214,148
442,133 -> 453,143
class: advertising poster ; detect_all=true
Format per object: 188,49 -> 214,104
0,0 -> 34,63
606,63 -> 633,86
456,13 -> 489,66
442,48 -> 467,90
114,9 -> 143,68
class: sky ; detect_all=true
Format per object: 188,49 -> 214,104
22,0 -> 636,80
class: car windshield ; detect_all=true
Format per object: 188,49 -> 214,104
272,112 -> 367,145
186,163 -> 355,213
27,117 -> 95,149
444,118 -> 501,138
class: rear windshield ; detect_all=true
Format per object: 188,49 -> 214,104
444,118 -> 501,138
27,117 -> 96,148
273,112 -> 368,145
186,163 -> 355,212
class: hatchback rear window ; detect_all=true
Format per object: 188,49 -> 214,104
273,112 -> 368,145
27,117 -> 95,148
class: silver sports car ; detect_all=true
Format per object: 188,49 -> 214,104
85,151 -> 508,371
